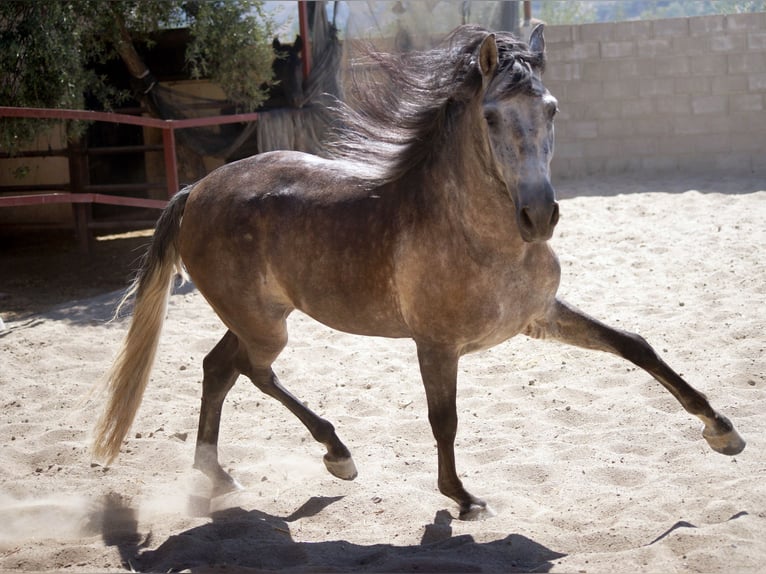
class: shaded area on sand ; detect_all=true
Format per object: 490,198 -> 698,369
97,493 -> 567,573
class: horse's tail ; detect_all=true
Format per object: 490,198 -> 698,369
92,186 -> 192,464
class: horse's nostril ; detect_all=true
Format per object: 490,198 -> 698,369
550,203 -> 560,227
520,207 -> 534,231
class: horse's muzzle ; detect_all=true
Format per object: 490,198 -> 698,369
517,181 -> 560,242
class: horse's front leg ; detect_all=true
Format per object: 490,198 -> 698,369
416,342 -> 490,520
534,298 -> 745,455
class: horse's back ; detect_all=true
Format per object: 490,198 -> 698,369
178,151 -> 411,337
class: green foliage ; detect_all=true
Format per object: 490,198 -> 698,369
0,0 -> 275,151
0,2 -> 90,151
185,1 -> 276,112
534,2 -> 597,25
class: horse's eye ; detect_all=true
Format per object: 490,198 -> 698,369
546,102 -> 559,120
484,108 -> 500,127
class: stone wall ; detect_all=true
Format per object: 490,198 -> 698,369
542,13 -> 766,179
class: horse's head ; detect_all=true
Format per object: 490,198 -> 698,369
272,35 -> 305,108
479,26 -> 559,243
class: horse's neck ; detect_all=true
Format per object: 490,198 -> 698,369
424,133 -> 525,252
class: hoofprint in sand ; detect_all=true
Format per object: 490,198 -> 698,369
1,181 -> 764,573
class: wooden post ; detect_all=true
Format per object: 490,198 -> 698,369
162,126 -> 179,197
67,138 -> 92,253
298,1 -> 312,82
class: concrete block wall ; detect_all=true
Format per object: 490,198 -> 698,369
542,13 -> 766,179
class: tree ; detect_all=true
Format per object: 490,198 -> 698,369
0,0 -> 276,152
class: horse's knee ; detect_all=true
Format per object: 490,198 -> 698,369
619,331 -> 660,368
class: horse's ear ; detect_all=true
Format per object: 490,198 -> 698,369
273,37 -> 282,50
529,24 -> 545,56
478,33 -> 498,81
294,35 -> 303,52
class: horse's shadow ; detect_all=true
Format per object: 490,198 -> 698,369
100,494 -> 566,573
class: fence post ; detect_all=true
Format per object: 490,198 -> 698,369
67,138 -> 92,253
162,125 -> 179,198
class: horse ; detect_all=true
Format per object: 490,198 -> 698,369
93,24 -> 745,520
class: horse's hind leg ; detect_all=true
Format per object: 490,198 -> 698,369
193,330 -> 243,495
536,298 -> 745,455
236,318 -> 358,481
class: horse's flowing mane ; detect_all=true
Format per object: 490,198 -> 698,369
328,25 -> 545,184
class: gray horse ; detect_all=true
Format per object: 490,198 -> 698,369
94,25 -> 744,520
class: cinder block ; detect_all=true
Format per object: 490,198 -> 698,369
655,94 -> 692,116
711,75 -> 748,95
597,118 -> 634,138
713,154 -> 754,172
550,156 -> 572,178
604,156 -> 642,174
691,94 -> 728,115
653,18 -> 690,37
674,75 -> 711,96
729,110 -> 766,133
689,14 -> 726,36
727,52 -> 766,75
566,42 -> 601,61
564,82 -> 607,103
633,116 -> 672,136
621,98 -> 655,118
655,55 -> 690,77
673,35 -> 710,56
748,73 -> 766,91
601,41 -> 635,59
690,54 -> 728,77
551,140 -> 584,160
747,30 -> 766,51
602,78 -> 641,99
582,100 -> 621,120
673,115 -> 730,135
622,136 -> 658,156
636,37 -> 673,58
656,134 -> 699,155
641,156 -> 679,173
710,34 -> 746,53
726,12 -> 766,31
618,20 -> 654,38
580,22 -> 614,42
693,132 -> 731,153
600,58 -> 655,78
584,138 -> 623,158
580,61 -> 605,81
544,25 -> 577,44
584,158 -> 609,176
545,62 -> 581,82
728,93 -> 764,112
730,131 -> 766,152
639,78 -> 675,97
563,120 -> 599,140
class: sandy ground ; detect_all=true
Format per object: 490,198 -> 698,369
1,174 -> 764,573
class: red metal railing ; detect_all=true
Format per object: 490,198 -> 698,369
0,106 -> 261,201
0,106 -> 261,249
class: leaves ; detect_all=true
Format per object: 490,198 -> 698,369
0,0 -> 275,151
185,1 -> 275,112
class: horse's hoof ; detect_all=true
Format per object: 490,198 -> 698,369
323,454 -> 358,480
458,502 -> 496,521
211,475 -> 245,497
703,425 -> 746,456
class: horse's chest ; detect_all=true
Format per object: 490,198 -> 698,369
398,243 -> 560,348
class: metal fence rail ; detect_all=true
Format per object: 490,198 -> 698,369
0,106 -> 260,250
